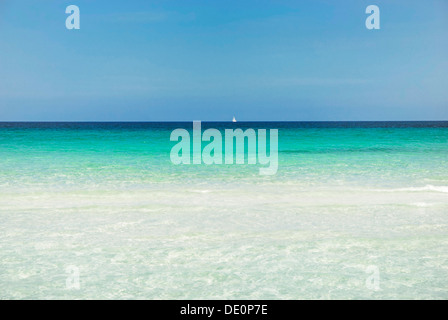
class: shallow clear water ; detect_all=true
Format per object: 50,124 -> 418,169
0,122 -> 447,299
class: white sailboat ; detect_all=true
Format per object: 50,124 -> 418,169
232,116 -> 237,123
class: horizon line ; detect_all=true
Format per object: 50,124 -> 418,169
0,120 -> 447,123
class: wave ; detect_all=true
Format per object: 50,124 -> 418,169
377,185 -> 448,193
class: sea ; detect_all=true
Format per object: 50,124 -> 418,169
0,121 -> 447,299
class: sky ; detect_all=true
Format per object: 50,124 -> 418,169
0,0 -> 447,121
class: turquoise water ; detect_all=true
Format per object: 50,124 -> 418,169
1,122 -> 447,299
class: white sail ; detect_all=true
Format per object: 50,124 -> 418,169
232,116 -> 237,122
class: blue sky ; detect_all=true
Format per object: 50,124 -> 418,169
0,0 -> 447,121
